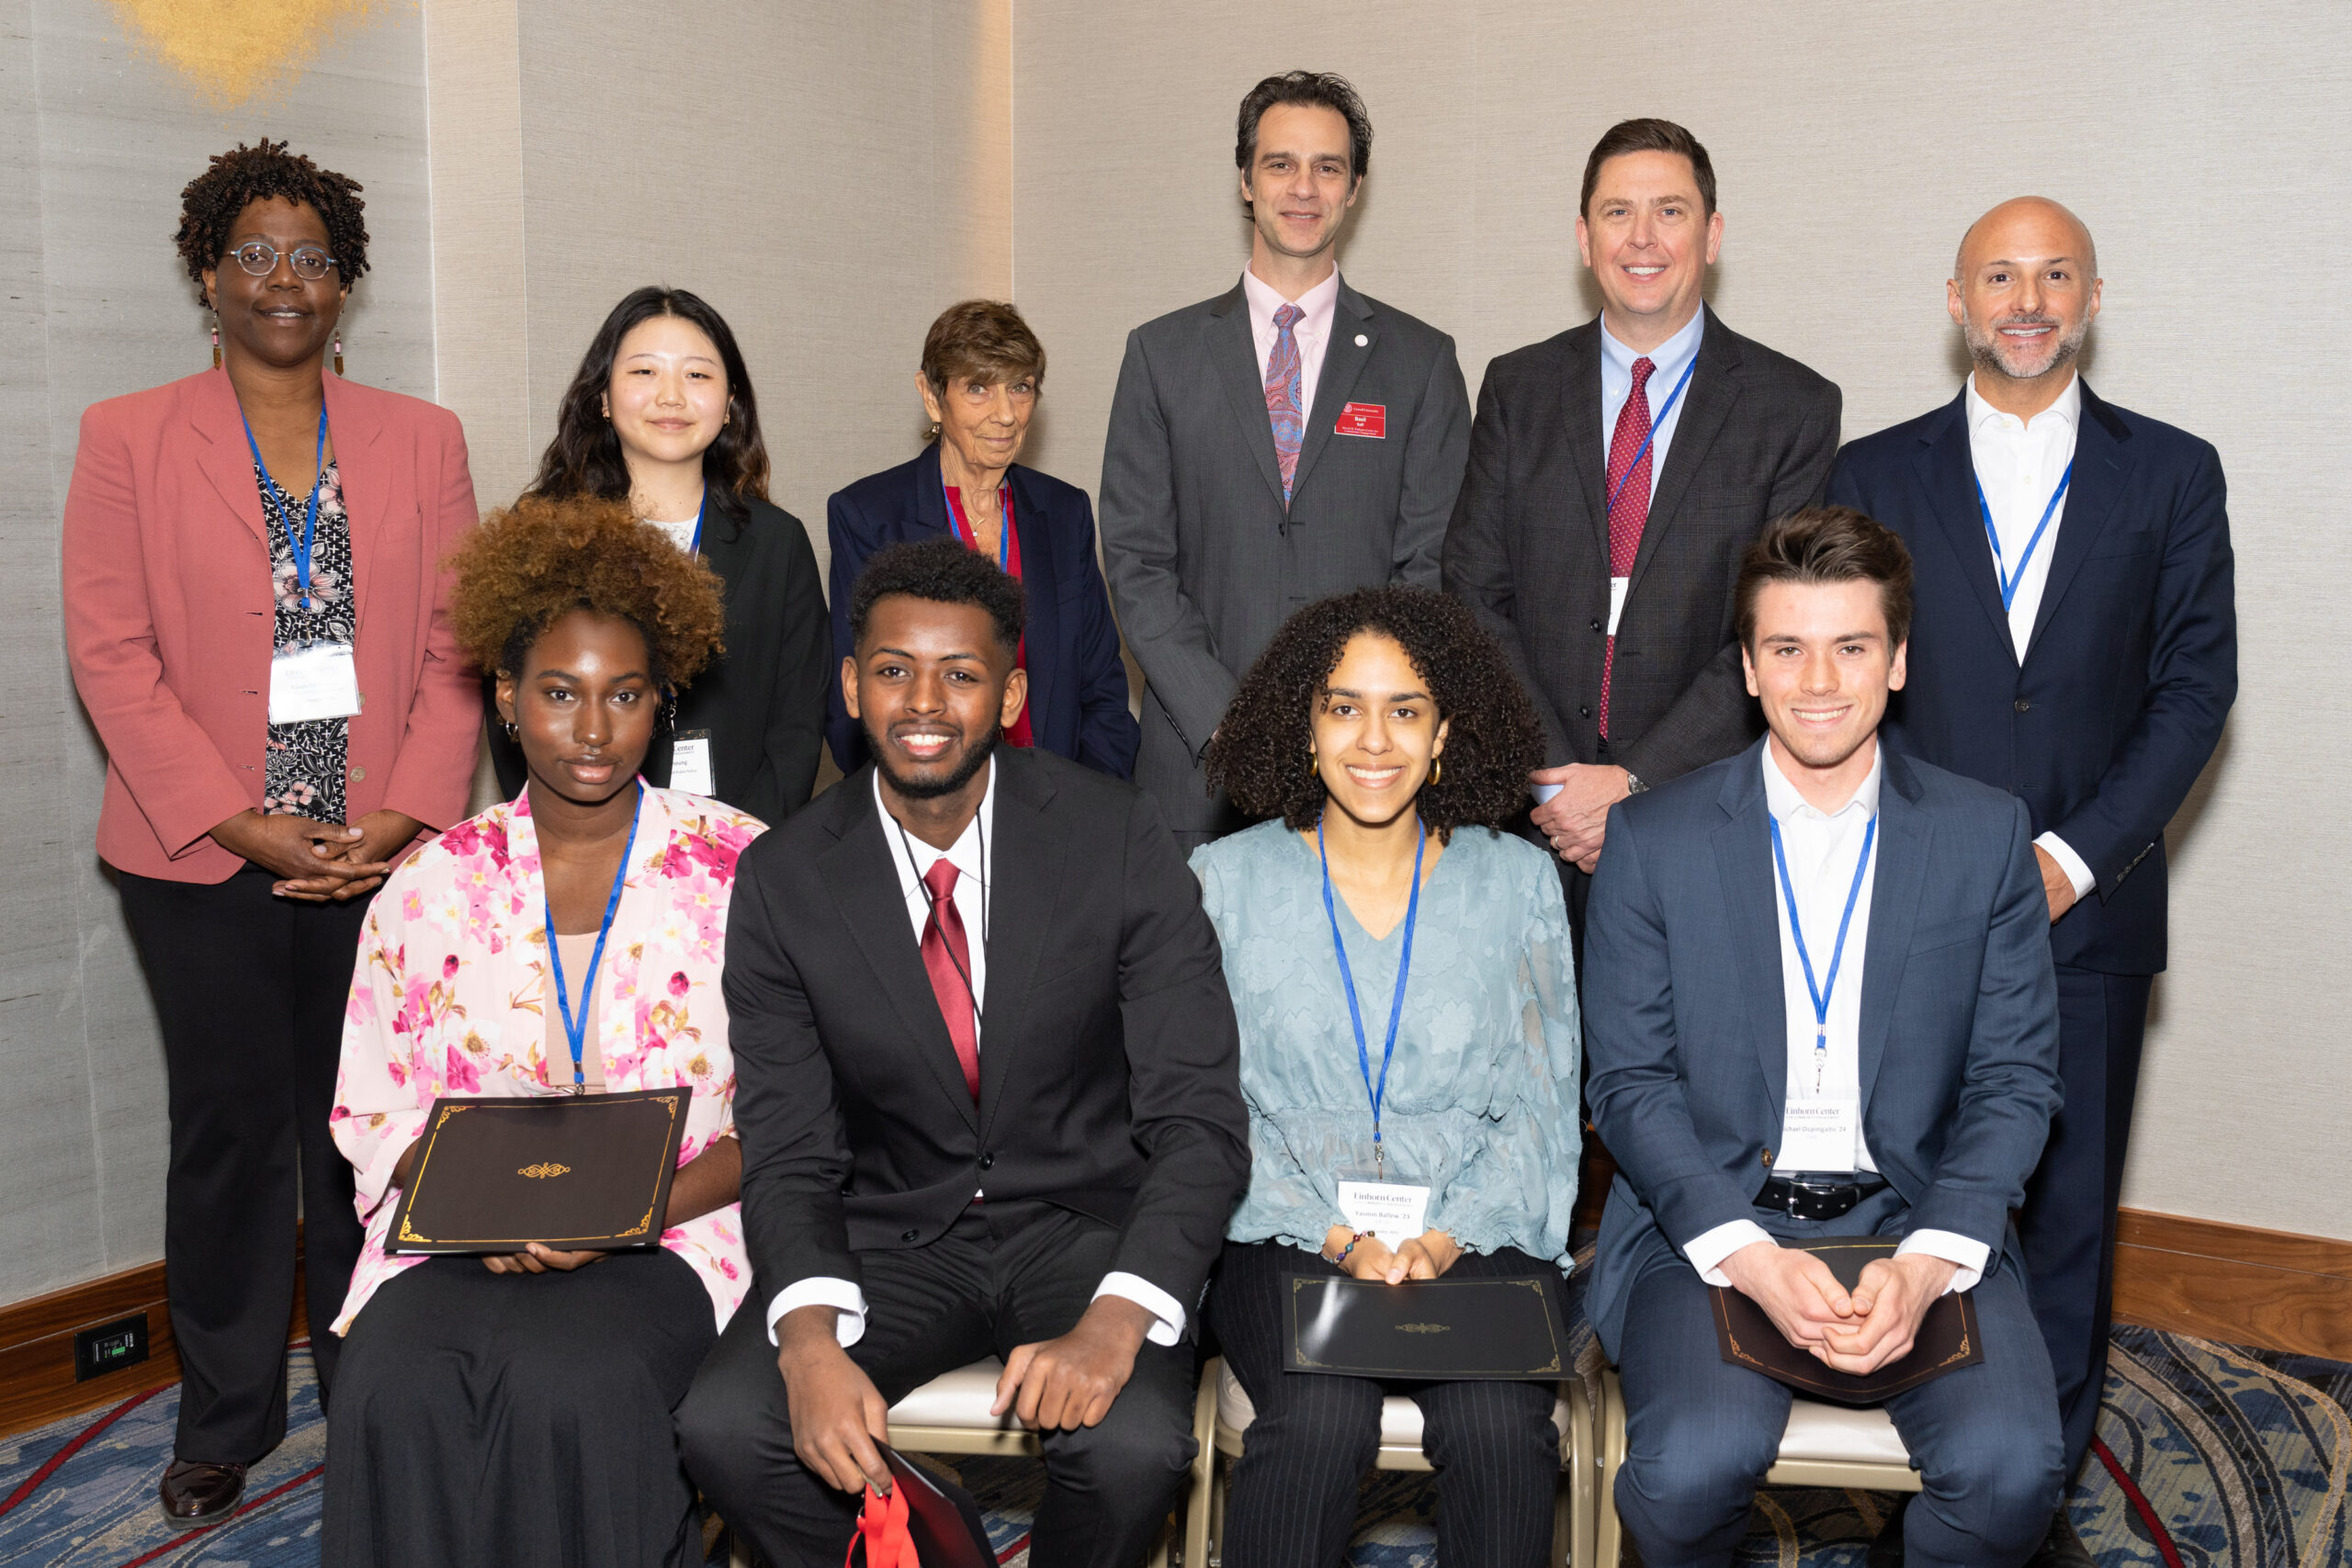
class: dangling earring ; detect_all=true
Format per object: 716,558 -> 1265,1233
503,720 -> 519,740
656,692 -> 678,740
333,334 -> 344,376
210,317 -> 221,370
1430,756 -> 1443,787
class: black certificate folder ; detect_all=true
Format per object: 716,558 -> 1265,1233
1284,1274 -> 1567,1380
387,1089 -> 690,1255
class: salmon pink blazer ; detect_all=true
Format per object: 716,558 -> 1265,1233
62,367 -> 482,883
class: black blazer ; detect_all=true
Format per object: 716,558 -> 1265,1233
489,495 -> 831,826
724,746 -> 1250,1310
1444,308 -> 1841,784
826,445 -> 1139,780
1827,383 -> 2237,975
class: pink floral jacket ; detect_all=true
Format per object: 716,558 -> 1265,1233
330,785 -> 762,1334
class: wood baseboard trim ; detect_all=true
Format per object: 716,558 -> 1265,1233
2112,1206 -> 2352,1360
0,1230 -> 308,1439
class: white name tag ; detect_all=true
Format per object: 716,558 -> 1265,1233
670,731 -> 715,796
1336,1179 -> 1430,1241
268,641 -> 361,725
1608,574 -> 1631,636
1777,1098 -> 1861,1174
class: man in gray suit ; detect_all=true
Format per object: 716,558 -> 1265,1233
1583,508 -> 2067,1567
1100,70 -> 1470,849
1445,118 -> 1839,913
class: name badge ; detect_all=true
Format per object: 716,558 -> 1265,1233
269,641 -> 361,726
1334,401 -> 1387,439
1336,1175 -> 1430,1240
670,729 -> 715,796
1608,575 -> 1631,636
1776,1098 -> 1861,1175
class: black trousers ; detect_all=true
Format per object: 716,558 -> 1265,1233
118,865 -> 369,1463
1205,1241 -> 1564,1568
677,1201 -> 1199,1568
2022,964 -> 2154,1478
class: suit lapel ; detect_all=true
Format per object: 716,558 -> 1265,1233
190,368 -> 270,548
1006,466 -> 1059,728
1916,391 -> 2015,653
974,753 -> 1063,1132
1205,286 -> 1288,508
911,442 -> 954,540
1285,285 -> 1375,504
1855,753 -> 1928,1116
819,777 -> 982,1132
1628,311 -> 1741,593
2022,385 -> 2135,664
1557,325 -> 1609,561
1712,747 -> 1788,1134
320,373 -> 386,624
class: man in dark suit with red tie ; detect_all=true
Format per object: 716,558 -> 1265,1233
1444,118 -> 1841,923
677,539 -> 1249,1568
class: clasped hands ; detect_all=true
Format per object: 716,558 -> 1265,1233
1528,763 -> 1631,874
777,1294 -> 1158,1495
1718,1239 -> 1957,1375
209,807 -> 423,901
1323,1224 -> 1461,1283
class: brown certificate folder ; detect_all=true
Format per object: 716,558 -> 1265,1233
387,1089 -> 690,1255
1283,1273 -> 1568,1380
1711,1235 -> 1983,1404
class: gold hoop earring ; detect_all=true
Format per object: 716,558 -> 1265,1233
1430,756 -> 1442,787
1306,747 -> 1320,780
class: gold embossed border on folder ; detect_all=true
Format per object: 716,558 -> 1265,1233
1710,1237 -> 1981,1401
1285,1275 -> 1566,1379
390,1090 -> 686,1251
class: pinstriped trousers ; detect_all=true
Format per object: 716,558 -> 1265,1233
1205,1241 -> 1562,1568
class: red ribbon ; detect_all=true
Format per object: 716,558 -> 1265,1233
846,1481 -> 919,1568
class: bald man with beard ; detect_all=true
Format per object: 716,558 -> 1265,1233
1827,198 -> 2237,1565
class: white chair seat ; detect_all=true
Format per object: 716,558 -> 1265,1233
885,1356 -> 1022,1434
1215,1358 -> 1573,1450
1775,1398 -> 1915,1467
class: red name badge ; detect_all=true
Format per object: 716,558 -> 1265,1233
1334,401 -> 1387,439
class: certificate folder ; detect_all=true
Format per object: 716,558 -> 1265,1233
882,1446 -> 994,1568
1711,1235 -> 1983,1404
1283,1273 -> 1567,1380
387,1089 -> 690,1255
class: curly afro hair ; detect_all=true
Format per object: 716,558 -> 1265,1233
849,536 -> 1025,657
1206,586 -> 1545,842
175,140 -> 369,289
447,494 -> 726,690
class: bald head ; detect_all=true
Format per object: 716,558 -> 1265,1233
1948,197 -> 2103,397
1954,197 -> 2098,284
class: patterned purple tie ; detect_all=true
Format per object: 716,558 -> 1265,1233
1264,302 -> 1306,502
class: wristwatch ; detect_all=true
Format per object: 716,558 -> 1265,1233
1623,772 -> 1650,795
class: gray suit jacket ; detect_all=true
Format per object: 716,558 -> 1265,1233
1444,310 -> 1840,784
1579,739 -> 2062,1357
1100,278 -> 1471,836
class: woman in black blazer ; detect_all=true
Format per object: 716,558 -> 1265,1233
826,299 -> 1138,778
490,287 -> 829,823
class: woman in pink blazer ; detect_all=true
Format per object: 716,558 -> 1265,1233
60,140 -> 481,1527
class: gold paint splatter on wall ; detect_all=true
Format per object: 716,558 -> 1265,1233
107,0 -> 394,109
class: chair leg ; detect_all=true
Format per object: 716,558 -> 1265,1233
1182,1358 -> 1219,1567
1595,1368 -> 1628,1568
1565,1375 -> 1595,1568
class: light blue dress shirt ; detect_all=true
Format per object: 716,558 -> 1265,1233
1191,819 -> 1583,1266
1599,308 -> 1706,504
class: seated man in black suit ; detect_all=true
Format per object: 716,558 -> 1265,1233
677,538 -> 1250,1568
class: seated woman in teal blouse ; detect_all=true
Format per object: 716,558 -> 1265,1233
1193,586 -> 1581,1568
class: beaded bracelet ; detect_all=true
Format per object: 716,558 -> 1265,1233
1329,1230 -> 1375,1267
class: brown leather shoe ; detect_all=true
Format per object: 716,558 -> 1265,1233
158,1459 -> 246,1528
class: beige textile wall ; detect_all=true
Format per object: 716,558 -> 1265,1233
1010,1 -> 2352,1239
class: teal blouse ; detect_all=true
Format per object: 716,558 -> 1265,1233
1191,819 -> 1582,1267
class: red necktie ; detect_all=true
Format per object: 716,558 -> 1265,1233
919,860 -> 980,1100
1599,355 -> 1656,740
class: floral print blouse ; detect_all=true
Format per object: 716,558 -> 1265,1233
330,784 -> 763,1334
259,457 -> 354,819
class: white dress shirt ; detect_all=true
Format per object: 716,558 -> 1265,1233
1681,742 -> 1989,1295
1964,371 -> 2098,902
1242,265 -> 1342,425
766,763 -> 1186,1348
1598,309 -> 1705,637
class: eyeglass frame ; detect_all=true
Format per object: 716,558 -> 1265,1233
223,242 -> 343,282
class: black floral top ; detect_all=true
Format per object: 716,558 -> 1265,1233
258,458 -> 355,821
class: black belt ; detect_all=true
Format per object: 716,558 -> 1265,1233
1755,1174 -> 1889,1222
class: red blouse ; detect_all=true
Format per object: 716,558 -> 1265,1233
943,483 -> 1034,750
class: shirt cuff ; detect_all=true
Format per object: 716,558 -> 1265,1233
2034,831 -> 2097,900
1894,1230 -> 1989,1294
766,1277 -> 868,1348
1094,1271 -> 1186,1347
1684,1220 -> 1776,1287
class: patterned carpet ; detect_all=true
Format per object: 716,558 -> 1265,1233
2,1323 -> 2344,1566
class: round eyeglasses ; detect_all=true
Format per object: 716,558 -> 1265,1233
228,242 -> 339,281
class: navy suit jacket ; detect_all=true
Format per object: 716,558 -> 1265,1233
826,444 -> 1139,780
1581,739 -> 2062,1358
1827,383 -> 2236,975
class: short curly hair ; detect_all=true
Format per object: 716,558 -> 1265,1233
1207,587 -> 1545,841
175,140 -> 369,288
447,494 -> 726,690
849,537 -> 1025,658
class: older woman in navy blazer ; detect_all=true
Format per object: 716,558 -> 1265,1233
826,300 -> 1138,778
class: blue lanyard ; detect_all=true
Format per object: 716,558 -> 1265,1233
545,784 -> 642,1092
1768,811 -> 1875,1078
1316,815 -> 1424,1173
1973,459 -> 2074,613
687,490 -> 707,557
1603,353 -> 1699,520
943,477 -> 1011,570
240,406 -> 329,611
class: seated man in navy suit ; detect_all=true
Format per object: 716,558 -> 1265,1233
1582,507 -> 2067,1568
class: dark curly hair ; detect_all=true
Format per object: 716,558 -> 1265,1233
530,287 -> 772,521
1207,586 -> 1544,841
447,494 -> 727,690
849,537 -> 1025,658
175,140 -> 368,290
